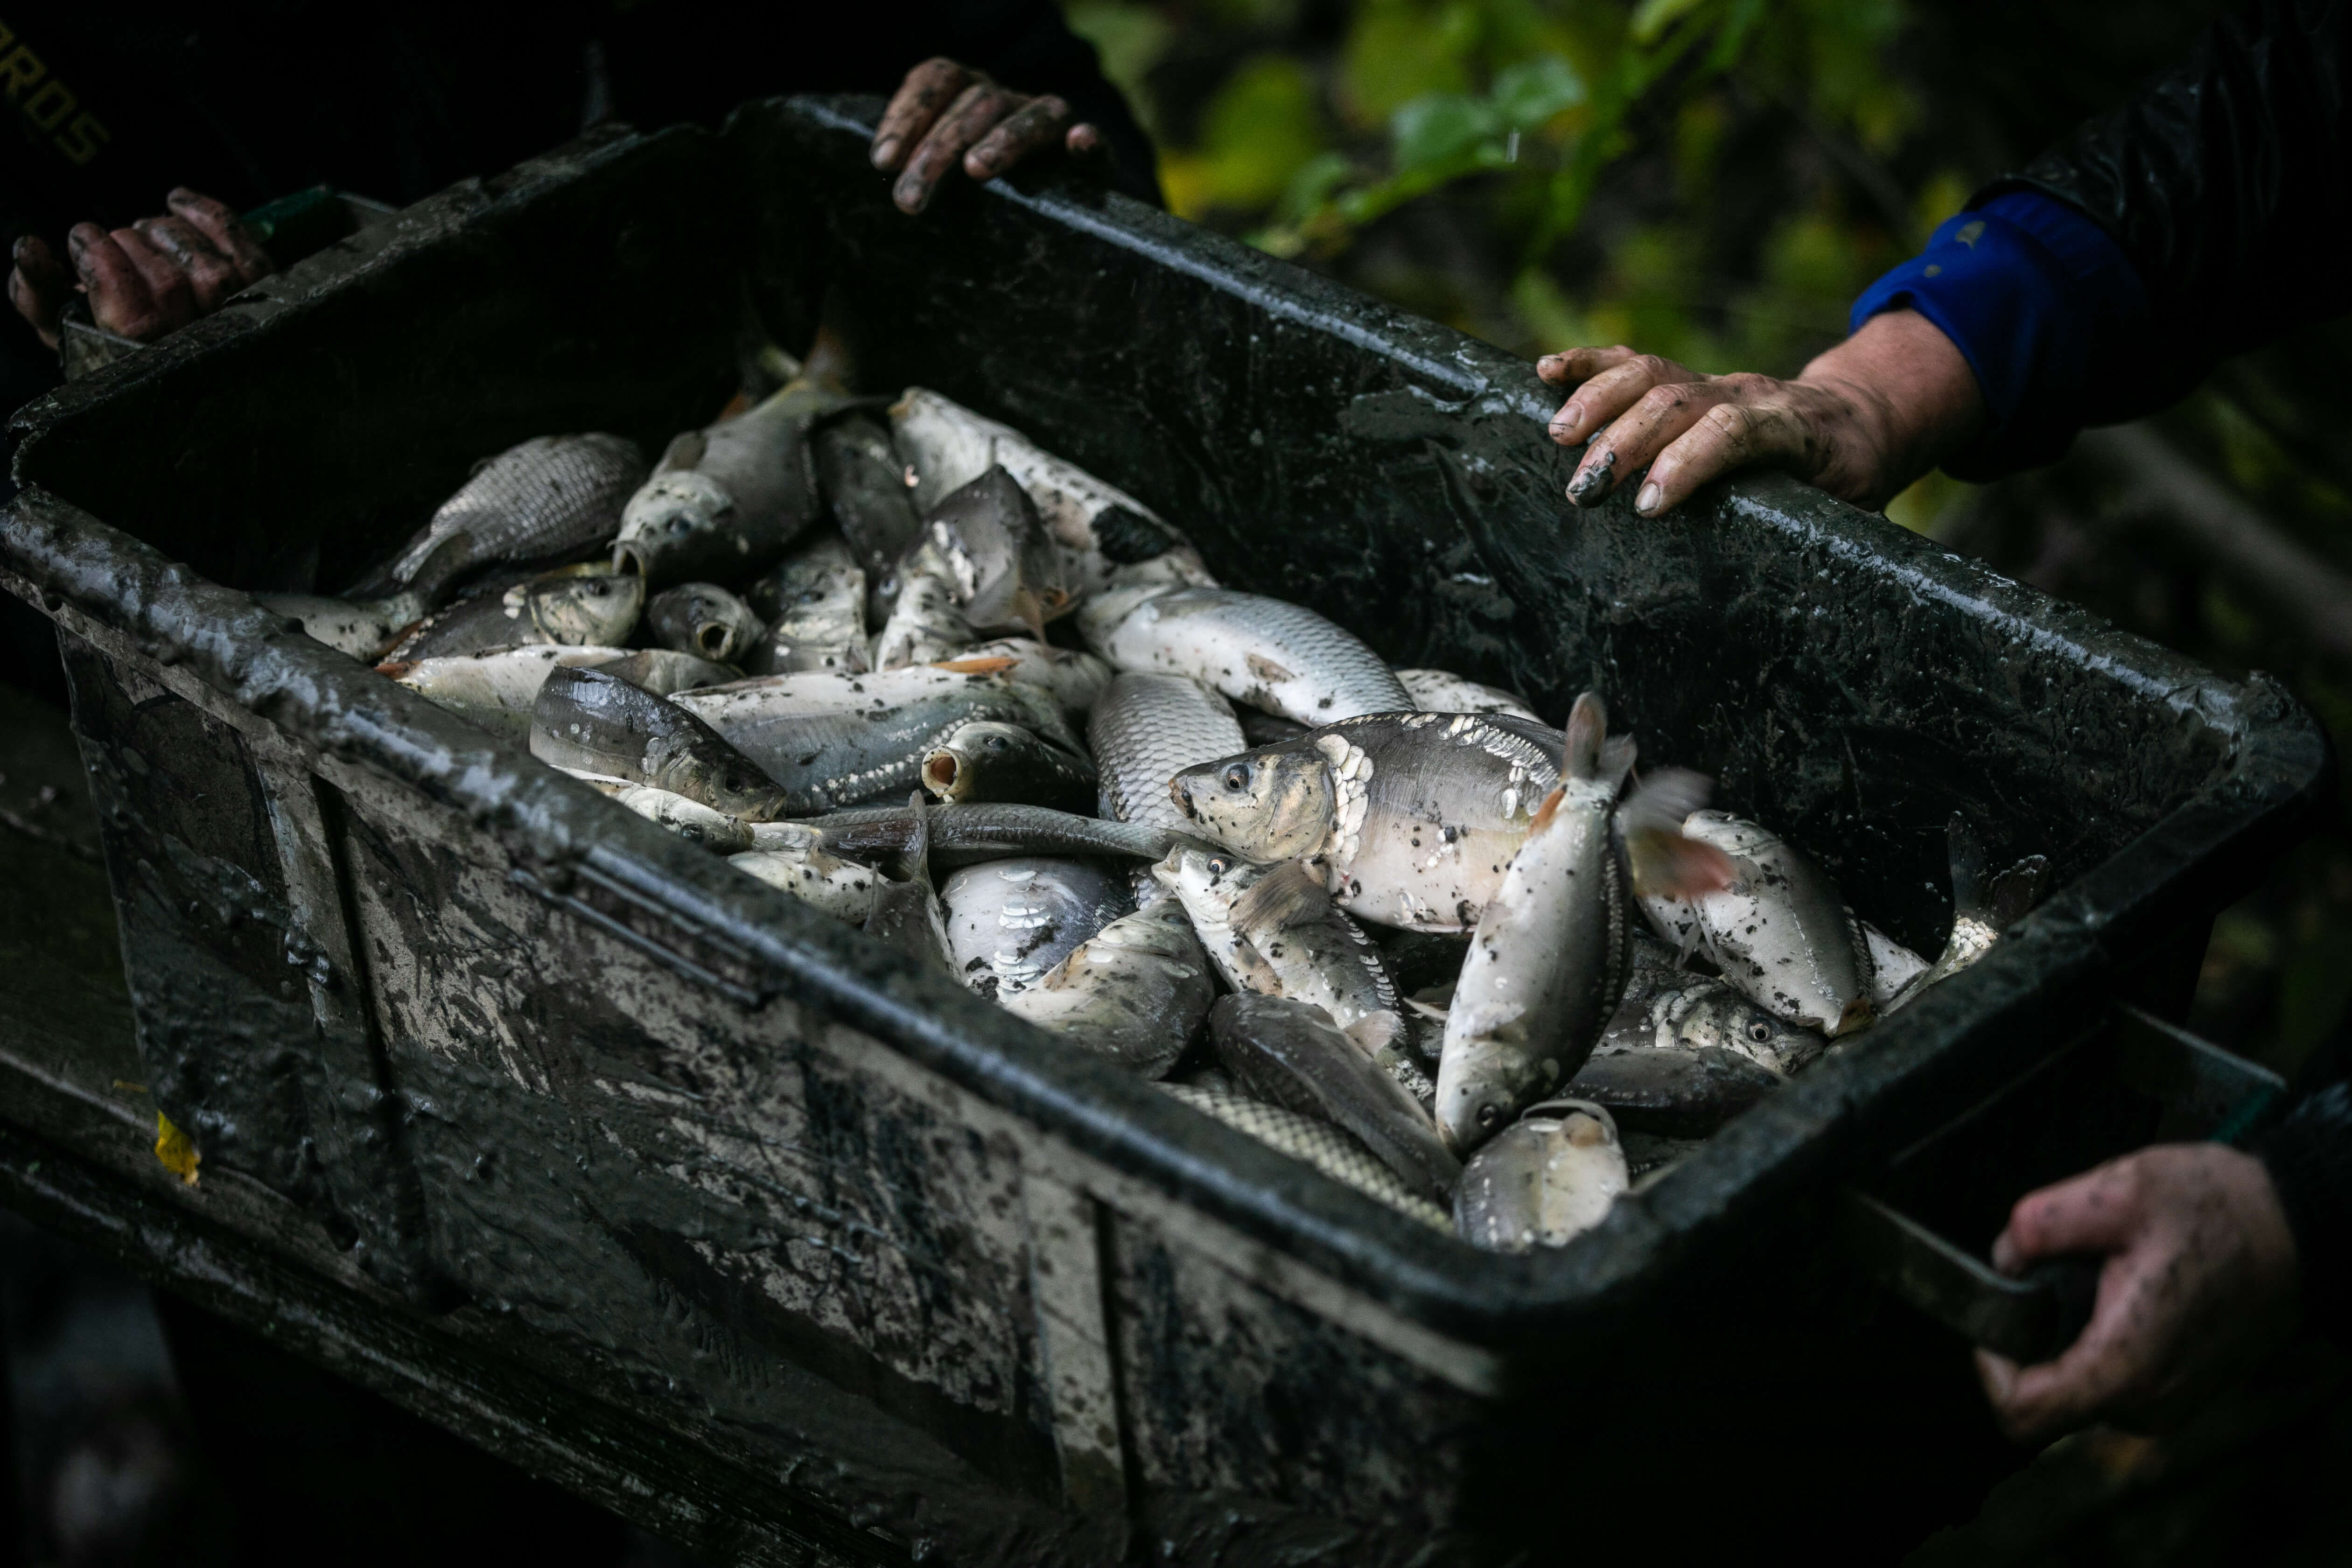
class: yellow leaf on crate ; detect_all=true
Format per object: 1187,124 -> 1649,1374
154,1111 -> 200,1185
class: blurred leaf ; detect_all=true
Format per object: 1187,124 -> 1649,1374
1492,55 -> 1586,129
1393,93 -> 1504,169
1341,0 -> 1474,127
1187,54 -> 1330,212
1631,0 -> 1716,46
1064,2 -> 1175,129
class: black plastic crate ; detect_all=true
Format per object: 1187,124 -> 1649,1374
0,98 -> 2326,1565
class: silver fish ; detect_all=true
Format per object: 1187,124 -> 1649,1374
922,720 -> 1098,814
672,668 -> 1078,814
386,644 -> 635,739
1864,922 -> 1930,1005
1089,673 -> 1246,839
1597,973 -> 1826,1078
748,534 -> 868,675
730,844 -> 881,924
1091,587 -> 1411,726
870,541 -> 976,669
1436,693 -> 1634,1154
586,648 -> 740,696
801,803 -> 1181,867
528,665 -> 791,820
1644,811 -> 1876,1036
1073,552 -> 1220,650
1395,668 -> 1541,721
613,378 -> 847,588
383,564 -> 645,662
384,433 -> 646,602
934,638 -> 1113,715
1154,849 -> 1404,1053
647,582 -> 765,665
559,768 -> 757,852
1171,712 -> 1562,933
1001,900 -> 1215,1077
891,388 -> 1186,592
1158,1082 -> 1450,1230
259,589 -> 432,661
941,856 -> 1130,999
923,465 -> 1071,636
1210,993 -> 1459,1204
812,414 -> 924,610
1888,816 -> 2049,1011
1454,1098 -> 1629,1251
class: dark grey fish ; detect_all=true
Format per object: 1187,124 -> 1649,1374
747,533 -> 868,675
1211,993 -> 1460,1204
383,433 -> 646,602
259,589 -> 432,661
586,648 -> 740,696
812,413 -> 924,618
924,465 -> 1071,637
613,378 -> 849,588
1239,710 -> 1309,748
1453,1098 -> 1628,1252
1564,1045 -> 1782,1138
1888,815 -> 2051,1011
384,564 -> 644,662
862,793 -> 954,975
941,856 -> 1130,1000
648,582 -> 765,665
803,802 -> 1182,867
922,720 -> 1098,814
528,665 -> 790,820
1004,901 -> 1215,1077
672,669 -> 1078,814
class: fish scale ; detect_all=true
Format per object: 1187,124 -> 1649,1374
390,434 -> 646,600
1089,672 -> 1246,835
1158,1083 -> 1450,1229
1098,588 -> 1412,726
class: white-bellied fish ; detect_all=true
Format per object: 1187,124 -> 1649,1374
1454,1098 -> 1629,1251
382,563 -> 644,662
870,540 -> 975,669
922,719 -> 1098,814
1435,693 -> 1639,1154
922,465 -> 1071,637
1395,668 -> 1541,721
1091,587 -> 1411,726
1001,900 -> 1215,1077
1170,711 -> 1564,933
558,768 -> 758,852
1089,673 -> 1246,847
941,856 -> 1130,999
385,644 -> 635,739
587,648 -> 740,696
748,534 -> 868,675
1154,847 -> 1404,1052
613,378 -> 848,588
1887,815 -> 2050,1011
259,589 -> 433,661
729,835 -> 881,924
935,639 -> 1113,716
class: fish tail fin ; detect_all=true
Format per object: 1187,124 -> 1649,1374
1598,734 -> 1639,791
397,532 -> 471,601
1561,691 -> 1607,780
1946,813 -> 1989,919
1831,995 -> 1876,1038
1617,769 -> 1735,902
1988,854 -> 2051,928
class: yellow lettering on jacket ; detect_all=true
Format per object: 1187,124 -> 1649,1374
0,43 -> 42,100
54,109 -> 106,167
23,76 -> 69,130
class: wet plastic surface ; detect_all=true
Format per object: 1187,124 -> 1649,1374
0,98 -> 2330,1564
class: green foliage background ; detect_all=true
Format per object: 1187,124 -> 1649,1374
1068,0 -> 2352,1082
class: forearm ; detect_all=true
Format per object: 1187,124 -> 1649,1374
1795,311 -> 1983,503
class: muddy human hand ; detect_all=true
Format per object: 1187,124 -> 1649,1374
870,57 -> 1105,216
8,188 -> 273,350
1537,308 -> 1985,515
1974,1144 -> 2300,1447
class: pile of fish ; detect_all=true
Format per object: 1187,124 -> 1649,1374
273,365 -> 2049,1254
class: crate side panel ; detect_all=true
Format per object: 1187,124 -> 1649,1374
335,784 -> 1067,1499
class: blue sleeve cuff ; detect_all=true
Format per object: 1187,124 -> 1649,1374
1849,190 -> 2152,480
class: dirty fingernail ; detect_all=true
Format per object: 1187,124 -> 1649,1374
872,138 -> 898,166
1636,483 -> 1662,514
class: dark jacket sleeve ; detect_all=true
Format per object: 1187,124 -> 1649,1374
1851,0 -> 2352,478
941,0 -> 1161,206
2258,1080 -> 2352,1337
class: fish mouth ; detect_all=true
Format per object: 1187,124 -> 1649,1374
1168,779 -> 1201,822
612,541 -> 651,581
923,753 -> 962,797
694,623 -> 731,658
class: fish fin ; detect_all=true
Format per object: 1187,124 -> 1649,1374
1343,1012 -> 1404,1056
1988,854 -> 2050,928
1228,859 -> 1326,932
1597,734 -> 1638,791
375,660 -> 415,679
1617,770 -> 1735,902
1012,587 -> 1048,644
1405,996 -> 1450,1023
897,790 -> 933,887
1946,813 -> 1989,919
1245,652 -> 1297,685
1675,923 -> 1704,966
397,532 -> 472,597
1830,995 -> 1876,1038
932,655 -> 1021,675
1561,691 -> 1607,780
1527,785 -> 1568,833
659,429 -> 708,472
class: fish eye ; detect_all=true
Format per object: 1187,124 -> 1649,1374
1206,854 -> 1231,875
985,735 -> 1010,752
1745,1019 -> 1772,1044
669,518 -> 690,534
587,581 -> 610,597
1223,763 -> 1250,791
1477,1102 -> 1501,1128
